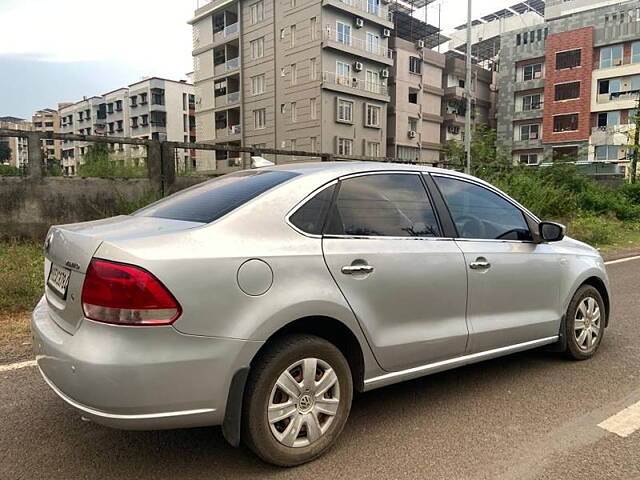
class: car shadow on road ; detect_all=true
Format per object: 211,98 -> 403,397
40,348 -> 571,479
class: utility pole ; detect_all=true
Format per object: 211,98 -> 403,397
631,94 -> 640,184
464,0 -> 473,174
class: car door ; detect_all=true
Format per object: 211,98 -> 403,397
430,173 -> 563,353
320,172 -> 469,372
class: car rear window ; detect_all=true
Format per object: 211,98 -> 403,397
135,170 -> 299,223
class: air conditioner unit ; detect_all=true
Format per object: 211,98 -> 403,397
355,17 -> 364,28
416,39 -> 425,49
354,61 -> 363,72
408,130 -> 417,138
381,69 -> 390,78
382,28 -> 391,38
534,71 -> 542,78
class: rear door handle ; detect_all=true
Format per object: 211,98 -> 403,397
469,258 -> 491,270
341,265 -> 374,275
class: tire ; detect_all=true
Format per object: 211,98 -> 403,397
242,334 -> 353,467
564,285 -> 606,360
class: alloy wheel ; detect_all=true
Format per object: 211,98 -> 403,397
574,296 -> 601,351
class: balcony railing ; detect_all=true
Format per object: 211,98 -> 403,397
224,22 -> 239,36
323,26 -> 393,60
228,91 -> 240,103
322,71 -> 388,96
334,0 -> 392,21
226,57 -> 240,70
229,124 -> 241,135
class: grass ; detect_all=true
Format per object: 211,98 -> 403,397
0,241 -> 44,314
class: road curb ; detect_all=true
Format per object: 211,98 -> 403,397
602,249 -> 640,263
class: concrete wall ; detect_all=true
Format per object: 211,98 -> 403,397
0,176 -> 208,241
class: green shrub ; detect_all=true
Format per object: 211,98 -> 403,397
621,183 -> 640,205
0,164 -> 21,176
567,215 -> 617,247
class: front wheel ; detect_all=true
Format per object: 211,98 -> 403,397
242,334 -> 353,466
564,285 -> 606,360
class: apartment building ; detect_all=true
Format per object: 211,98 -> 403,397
441,55 -> 495,145
190,0 -> 394,171
497,0 -> 640,175
32,107 -> 67,162
59,78 -> 196,175
387,37 -> 446,163
0,116 -> 32,168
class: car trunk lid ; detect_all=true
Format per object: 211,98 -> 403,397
43,216 -> 202,334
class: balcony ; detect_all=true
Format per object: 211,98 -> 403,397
215,90 -> 241,108
216,124 -> 241,139
597,89 -> 640,105
323,0 -> 393,26
322,71 -> 389,100
323,27 -> 393,65
591,124 -> 634,146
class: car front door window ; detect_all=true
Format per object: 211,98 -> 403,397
434,176 -> 532,241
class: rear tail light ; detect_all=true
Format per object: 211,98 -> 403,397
81,259 -> 181,326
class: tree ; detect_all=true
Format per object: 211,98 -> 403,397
626,101 -> 639,184
0,142 -> 12,163
442,125 -> 510,171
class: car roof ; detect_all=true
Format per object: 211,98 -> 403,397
262,161 -> 475,181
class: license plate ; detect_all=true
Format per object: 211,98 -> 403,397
47,263 -> 71,299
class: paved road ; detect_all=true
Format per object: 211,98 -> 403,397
2,258 -> 640,480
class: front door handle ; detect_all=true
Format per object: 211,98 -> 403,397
341,265 -> 374,275
469,258 -> 491,270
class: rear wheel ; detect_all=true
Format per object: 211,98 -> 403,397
242,334 -> 353,466
564,285 -> 605,360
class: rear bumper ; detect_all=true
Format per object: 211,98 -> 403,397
31,296 -> 262,430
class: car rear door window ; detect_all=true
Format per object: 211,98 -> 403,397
289,184 -> 336,235
135,170 -> 299,223
325,173 -> 441,237
434,176 -> 532,241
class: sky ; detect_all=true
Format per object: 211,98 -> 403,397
0,0 -> 516,119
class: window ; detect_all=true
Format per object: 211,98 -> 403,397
434,176 -> 532,241
409,56 -> 422,74
595,145 -> 621,161
367,0 -> 379,15
337,138 -> 353,155
516,33 -> 521,46
310,57 -> 317,80
291,102 -> 297,122
107,103 -> 114,114
366,70 -> 380,93
291,63 -> 297,84
337,99 -> 353,122
310,97 -> 317,119
141,114 -> 149,126
408,89 -> 418,104
519,153 -> 539,165
136,170 -> 299,224
520,124 -> 540,140
523,63 -> 542,81
408,117 -> 418,132
336,61 -> 351,83
554,82 -> 580,101
633,41 -> 640,63
215,79 -> 227,97
365,104 -> 381,127
367,141 -> 380,157
598,78 -> 621,95
553,114 -> 579,132
289,185 -> 336,235
325,174 -> 440,237
251,37 -> 265,59
336,22 -> 351,45
251,74 -> 265,95
151,90 -> 164,105
310,17 -> 317,41
556,49 -> 581,70
254,108 -> 266,129
140,93 -> 148,105
458,79 -> 465,88
522,93 -> 542,111
600,45 -> 623,68
250,1 -> 264,24
366,32 -> 380,54
597,111 -> 620,128
290,24 -> 296,47
131,117 -> 138,128
116,100 -> 123,111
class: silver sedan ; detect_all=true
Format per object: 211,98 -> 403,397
32,162 -> 610,466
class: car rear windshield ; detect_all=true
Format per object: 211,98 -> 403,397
134,170 -> 299,223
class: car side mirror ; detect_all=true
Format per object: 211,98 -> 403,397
539,221 -> 565,242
